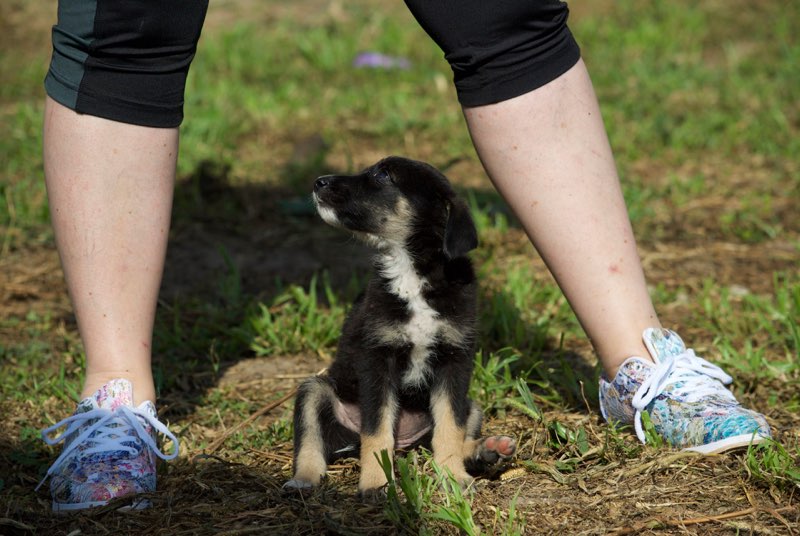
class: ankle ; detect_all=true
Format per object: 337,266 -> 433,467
601,344 -> 655,380
82,371 -> 156,406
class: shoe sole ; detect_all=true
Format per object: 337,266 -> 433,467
53,497 -> 151,514
683,432 -> 770,455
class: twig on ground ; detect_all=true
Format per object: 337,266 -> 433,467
204,389 -> 297,454
609,505 -> 797,534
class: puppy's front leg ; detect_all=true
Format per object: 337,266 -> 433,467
461,401 -> 517,476
430,386 -> 472,486
358,391 -> 398,498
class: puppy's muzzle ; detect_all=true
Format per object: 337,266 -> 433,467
313,175 -> 341,226
313,175 -> 338,206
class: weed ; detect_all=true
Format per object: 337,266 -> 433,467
428,460 -> 480,535
381,449 -> 530,536
639,411 -> 665,449
600,420 -> 645,461
506,379 -> 543,422
546,420 -> 594,473
246,273 -> 345,356
246,418 -> 294,450
381,450 -> 469,535
381,450 -> 433,533
492,490 -> 526,536
744,438 -> 800,491
469,349 -> 521,416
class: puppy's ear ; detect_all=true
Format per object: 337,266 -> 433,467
443,197 -> 478,259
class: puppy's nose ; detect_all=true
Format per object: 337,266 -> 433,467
314,176 -> 331,192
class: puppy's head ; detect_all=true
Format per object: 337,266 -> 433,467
313,156 -> 477,258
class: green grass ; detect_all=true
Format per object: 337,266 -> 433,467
245,273 -> 347,357
1,0 -> 799,533
380,449 -> 526,536
3,1 -> 799,247
697,274 -> 800,377
178,10 -> 467,182
0,310 -> 83,406
582,0 -> 800,160
745,439 -> 800,490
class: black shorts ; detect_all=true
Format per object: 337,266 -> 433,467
46,0 -> 579,127
46,0 -> 209,128
404,0 -> 580,107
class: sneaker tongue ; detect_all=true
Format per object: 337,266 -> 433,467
642,328 -> 687,364
86,379 -> 135,412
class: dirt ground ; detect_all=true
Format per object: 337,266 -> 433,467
1,1 -> 799,535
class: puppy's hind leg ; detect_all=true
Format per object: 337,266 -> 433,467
285,377 -> 352,492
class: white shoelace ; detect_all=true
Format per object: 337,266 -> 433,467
630,349 -> 735,443
37,406 -> 179,490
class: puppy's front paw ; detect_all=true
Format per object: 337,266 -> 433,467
477,435 -> 516,463
465,435 -> 517,478
358,486 -> 388,503
282,478 -> 316,495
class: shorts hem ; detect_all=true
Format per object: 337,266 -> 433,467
45,69 -> 80,111
75,91 -> 185,128
46,69 -> 184,128
456,36 -> 581,108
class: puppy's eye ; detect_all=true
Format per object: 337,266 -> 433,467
374,169 -> 393,184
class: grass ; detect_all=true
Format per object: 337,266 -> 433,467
246,273 -> 347,357
381,449 -> 527,536
1,0 -> 799,534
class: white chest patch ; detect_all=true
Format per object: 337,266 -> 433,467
378,247 -> 453,389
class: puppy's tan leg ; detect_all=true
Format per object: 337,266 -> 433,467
358,395 -> 398,495
430,389 -> 472,485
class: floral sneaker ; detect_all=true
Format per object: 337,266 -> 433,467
37,379 -> 179,512
599,328 -> 771,454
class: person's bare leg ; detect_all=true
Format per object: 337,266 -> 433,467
43,97 -> 177,405
463,59 -> 659,378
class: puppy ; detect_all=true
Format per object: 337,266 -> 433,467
284,156 -> 515,498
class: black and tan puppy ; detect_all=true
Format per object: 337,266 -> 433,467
284,156 -> 515,498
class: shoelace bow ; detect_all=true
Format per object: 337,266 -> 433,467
630,348 -> 735,443
37,406 -> 179,490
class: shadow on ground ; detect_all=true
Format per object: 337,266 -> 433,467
151,147 -> 585,423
